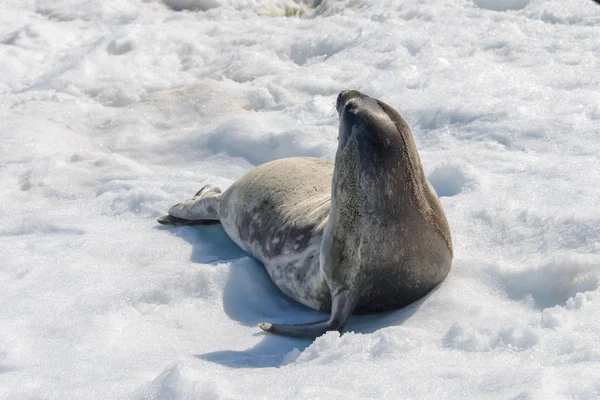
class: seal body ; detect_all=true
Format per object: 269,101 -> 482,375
159,90 -> 453,338
218,157 -> 333,312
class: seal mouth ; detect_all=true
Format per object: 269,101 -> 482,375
336,90 -> 365,114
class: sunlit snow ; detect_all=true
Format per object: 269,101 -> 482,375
1,0 -> 600,398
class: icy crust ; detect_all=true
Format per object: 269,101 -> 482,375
1,0 -> 600,398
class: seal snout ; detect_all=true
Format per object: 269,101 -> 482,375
336,90 -> 365,114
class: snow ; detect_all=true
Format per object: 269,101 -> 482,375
1,0 -> 600,398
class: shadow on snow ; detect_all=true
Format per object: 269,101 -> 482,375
158,222 -> 424,369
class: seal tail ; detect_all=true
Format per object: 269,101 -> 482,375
259,290 -> 357,338
157,184 -> 222,225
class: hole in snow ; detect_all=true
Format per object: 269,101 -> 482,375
106,38 -> 136,55
428,164 -> 471,197
163,0 -> 220,11
473,0 -> 530,12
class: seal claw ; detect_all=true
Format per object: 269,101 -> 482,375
157,215 -> 174,225
258,323 -> 272,332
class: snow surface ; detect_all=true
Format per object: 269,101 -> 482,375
1,0 -> 600,398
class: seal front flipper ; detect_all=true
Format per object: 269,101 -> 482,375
259,290 -> 357,338
157,215 -> 219,226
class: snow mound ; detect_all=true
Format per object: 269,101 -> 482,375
489,256 -> 600,309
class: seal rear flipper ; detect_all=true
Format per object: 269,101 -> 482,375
165,184 -> 222,221
259,290 -> 357,338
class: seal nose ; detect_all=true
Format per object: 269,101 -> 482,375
336,90 -> 365,114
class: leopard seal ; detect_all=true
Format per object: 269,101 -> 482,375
158,90 -> 453,338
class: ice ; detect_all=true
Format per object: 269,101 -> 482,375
1,0 -> 600,398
